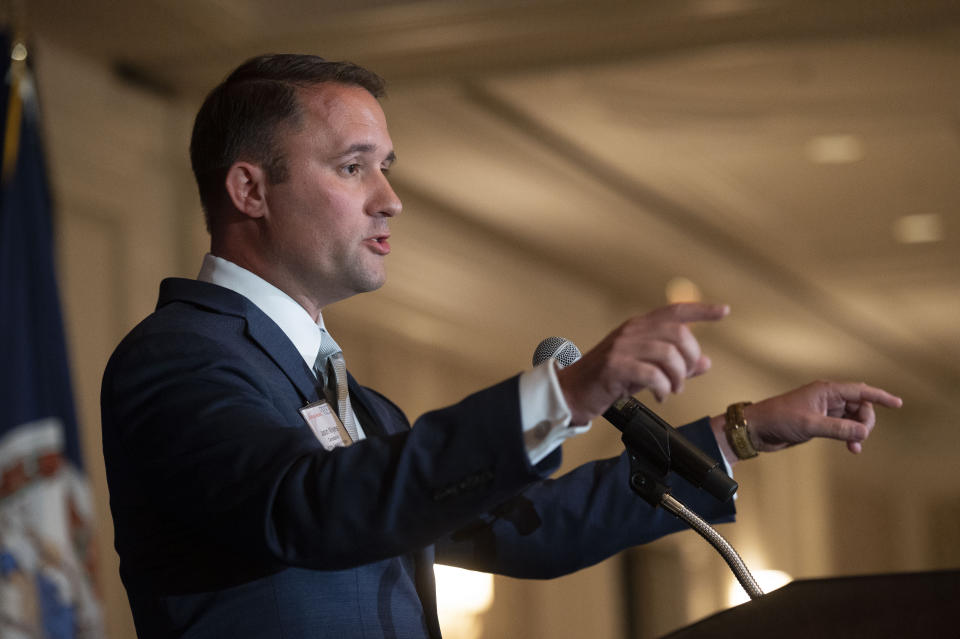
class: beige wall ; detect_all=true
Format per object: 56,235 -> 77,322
36,35 -> 200,639
33,33 -> 958,639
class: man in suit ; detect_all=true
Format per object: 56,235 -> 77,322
101,54 -> 901,638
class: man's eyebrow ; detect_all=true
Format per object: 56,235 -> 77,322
336,144 -> 396,164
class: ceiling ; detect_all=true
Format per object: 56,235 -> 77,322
18,0 -> 960,412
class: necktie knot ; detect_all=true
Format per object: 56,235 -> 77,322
315,329 -> 342,364
314,330 -> 341,384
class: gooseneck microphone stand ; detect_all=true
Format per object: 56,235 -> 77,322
623,446 -> 764,600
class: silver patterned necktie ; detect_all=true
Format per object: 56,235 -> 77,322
314,330 -> 360,442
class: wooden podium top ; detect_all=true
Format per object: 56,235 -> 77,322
662,569 -> 960,639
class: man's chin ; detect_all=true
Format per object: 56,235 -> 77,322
348,273 -> 387,297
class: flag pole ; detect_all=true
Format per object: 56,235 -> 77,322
2,0 -> 27,183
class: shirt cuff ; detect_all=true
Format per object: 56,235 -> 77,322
721,450 -> 734,480
719,439 -> 735,498
518,359 -> 591,466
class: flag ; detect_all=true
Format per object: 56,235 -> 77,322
1,33 -> 105,638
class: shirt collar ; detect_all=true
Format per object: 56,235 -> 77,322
197,253 -> 323,369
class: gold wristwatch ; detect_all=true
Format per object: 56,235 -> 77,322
724,401 -> 758,460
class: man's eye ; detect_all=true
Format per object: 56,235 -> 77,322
343,164 -> 360,175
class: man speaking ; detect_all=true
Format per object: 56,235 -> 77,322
101,54 -> 901,638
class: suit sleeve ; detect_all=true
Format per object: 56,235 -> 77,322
102,328 -> 557,585
434,418 -> 737,579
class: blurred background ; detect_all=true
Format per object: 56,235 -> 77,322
3,0 -> 959,637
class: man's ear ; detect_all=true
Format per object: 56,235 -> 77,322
224,161 -> 268,219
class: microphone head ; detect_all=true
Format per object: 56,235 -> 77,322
533,337 -> 582,369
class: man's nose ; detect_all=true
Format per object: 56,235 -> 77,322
370,174 -> 402,218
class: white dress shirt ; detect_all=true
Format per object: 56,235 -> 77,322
197,253 -> 587,464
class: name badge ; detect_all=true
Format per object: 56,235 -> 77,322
299,400 -> 354,450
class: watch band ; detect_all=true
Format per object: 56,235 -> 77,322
724,401 -> 759,460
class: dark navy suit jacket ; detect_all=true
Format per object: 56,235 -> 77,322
101,278 -> 736,638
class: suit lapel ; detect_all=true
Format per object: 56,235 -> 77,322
158,278 -> 319,405
244,310 -> 320,404
159,279 -> 398,438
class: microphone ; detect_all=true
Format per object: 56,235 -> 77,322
533,337 -> 738,502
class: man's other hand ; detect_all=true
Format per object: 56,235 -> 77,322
711,381 -> 903,464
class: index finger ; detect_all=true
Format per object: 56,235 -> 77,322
646,302 -> 731,324
835,382 -> 903,409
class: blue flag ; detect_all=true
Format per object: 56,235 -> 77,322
1,34 -> 105,637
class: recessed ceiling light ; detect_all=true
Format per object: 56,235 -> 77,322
893,214 -> 943,244
666,277 -> 702,303
805,134 -> 865,164
694,0 -> 757,16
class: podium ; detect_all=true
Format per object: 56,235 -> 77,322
661,569 -> 959,638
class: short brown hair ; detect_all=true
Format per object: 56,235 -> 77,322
189,54 -> 386,232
